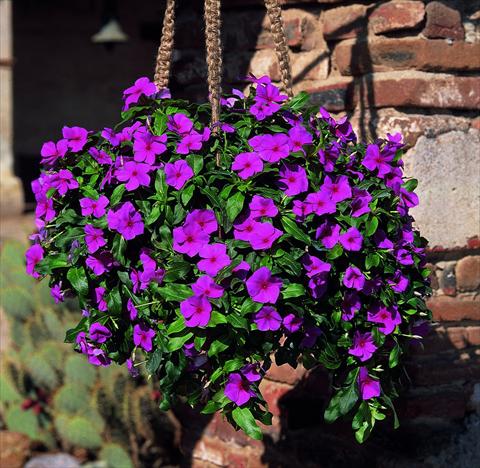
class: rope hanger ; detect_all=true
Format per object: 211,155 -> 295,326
154,0 -> 293,127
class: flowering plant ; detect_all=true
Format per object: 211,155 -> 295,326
27,75 -> 431,442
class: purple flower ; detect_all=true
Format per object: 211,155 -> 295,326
246,267 -> 282,304
233,216 -> 262,242
127,358 -> 140,378
233,261 -> 250,280
300,326 -> 322,348
80,195 -> 109,218
167,113 -> 194,135
249,195 -> 278,219
302,254 -> 331,278
51,169 -> 79,196
133,131 -> 167,164
123,76 -> 157,110
116,162 -> 151,191
367,304 -> 402,335
241,364 -> 261,382
180,295 -> 212,327
173,224 -> 209,257
176,131 -> 203,155
50,283 -> 64,303
25,244 -> 44,278
95,287 -> 108,311
278,164 -> 309,196
101,128 -> 121,146
362,144 -> 393,178
318,142 -> 340,172
374,230 -> 394,249
107,202 -> 144,240
349,331 -> 377,361
192,276 -> 224,298
315,220 -> 341,249
321,175 -> 352,202
35,195 -> 55,222
232,152 -> 263,179
343,266 -> 365,291
164,159 -> 194,190
351,188 -> 372,217
84,225 -> 106,254
87,348 -> 111,367
248,222 -> 283,250
308,274 -> 329,299
133,323 -> 156,352
254,306 -> 282,331
341,291 -> 361,321
185,209 -> 218,234
288,125 -> 313,153
86,251 -> 117,276
292,200 -> 310,222
89,322 -> 112,343
395,248 -> 414,266
89,147 -> 113,165
40,139 -> 68,166
249,134 -> 290,162
358,367 -> 381,400
305,191 -> 336,216
339,227 -> 363,252
224,372 -> 256,406
127,298 -> 138,320
387,270 -> 409,293
62,126 -> 88,152
283,314 -> 303,333
197,243 -> 231,277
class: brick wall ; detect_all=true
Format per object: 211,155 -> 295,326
169,1 -> 480,466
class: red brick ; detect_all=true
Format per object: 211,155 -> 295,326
471,118 -> 480,131
291,50 -> 329,81
302,72 -> 480,111
423,325 -> 480,352
0,432 -> 31,468
258,380 -> 292,417
467,236 -> 480,249
192,435 -> 227,466
205,413 -> 264,448
323,4 -> 368,40
334,38 -> 480,76
456,256 -> 480,292
427,296 -> 480,321
424,1 -> 464,41
266,361 -> 307,385
370,1 -> 425,34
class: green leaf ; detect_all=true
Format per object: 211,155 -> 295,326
225,192 -> 245,222
324,383 -> 358,423
163,259 -> 191,282
364,216 -> 379,236
226,314 -> 248,329
389,344 -> 401,368
110,184 -> 126,206
157,284 -> 192,302
153,111 -> 168,135
223,358 -> 245,373
207,338 -> 230,357
282,283 -> 305,299
106,287 -> 122,314
240,299 -> 262,315
145,205 -> 162,225
209,311 -> 228,326
186,154 -> 204,175
146,349 -> 163,374
181,184 -> 195,206
167,316 -> 186,335
154,170 -> 168,203
35,254 -> 68,275
112,234 -> 127,264
66,267 -> 89,297
365,253 -> 380,270
281,216 -> 311,245
167,333 -> 193,352
286,91 -> 310,111
232,407 -> 263,440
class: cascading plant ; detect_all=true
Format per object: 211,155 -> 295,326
26,75 -> 431,442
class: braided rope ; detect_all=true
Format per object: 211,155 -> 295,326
264,0 -> 293,97
154,0 -> 176,89
204,0 -> 223,129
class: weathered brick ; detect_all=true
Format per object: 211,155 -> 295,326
266,361 -> 307,385
192,435 -> 227,466
323,4 -> 368,40
427,296 -> 480,321
370,1 -> 425,34
291,50 -> 329,81
333,38 -> 480,75
258,380 -> 292,417
248,49 -> 280,81
456,256 -> 480,291
467,236 -> 480,249
424,1 -> 465,40
422,325 -> 480,352
301,72 -> 480,111
437,261 -> 457,296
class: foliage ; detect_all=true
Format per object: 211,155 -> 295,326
26,75 -> 431,442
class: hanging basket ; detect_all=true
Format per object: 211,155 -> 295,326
26,0 -> 431,442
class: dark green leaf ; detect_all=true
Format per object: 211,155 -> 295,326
231,407 -> 263,440
110,184 -> 126,206
225,192 -> 245,222
282,283 -> 305,299
66,267 -> 89,297
281,216 -> 311,245
146,349 -> 163,374
157,284 -> 192,302
167,333 -> 193,352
